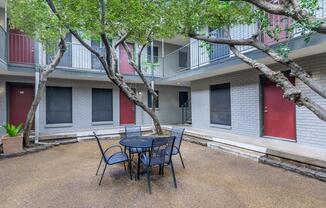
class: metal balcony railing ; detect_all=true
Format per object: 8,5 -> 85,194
162,0 -> 326,77
162,24 -> 258,77
0,26 -> 6,63
46,42 -> 105,71
8,30 -> 35,65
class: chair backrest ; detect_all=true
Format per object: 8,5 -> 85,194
93,132 -> 106,159
149,136 -> 175,165
125,125 -> 141,138
170,127 -> 185,149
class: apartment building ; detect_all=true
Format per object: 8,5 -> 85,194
0,4 -> 190,136
1,1 -> 326,150
159,3 -> 326,148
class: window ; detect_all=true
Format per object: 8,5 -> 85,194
179,91 -> 188,107
179,51 -> 188,68
92,88 -> 113,122
147,90 -> 159,108
46,86 -> 72,124
147,46 -> 159,63
210,83 -> 231,126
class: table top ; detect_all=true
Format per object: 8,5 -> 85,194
119,136 -> 156,148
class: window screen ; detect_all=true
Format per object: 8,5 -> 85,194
210,83 -> 231,125
92,88 -> 113,122
179,91 -> 188,107
147,46 -> 159,63
46,86 -> 72,124
147,90 -> 159,108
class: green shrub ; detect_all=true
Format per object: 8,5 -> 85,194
1,123 -> 23,137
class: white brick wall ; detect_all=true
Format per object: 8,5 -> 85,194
191,69 -> 261,137
191,53 -> 326,148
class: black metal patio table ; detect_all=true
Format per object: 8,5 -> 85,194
119,136 -> 156,180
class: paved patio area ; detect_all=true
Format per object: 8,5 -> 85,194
0,140 -> 325,208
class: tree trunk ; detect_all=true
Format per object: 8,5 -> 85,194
22,38 -> 66,146
22,76 -> 46,146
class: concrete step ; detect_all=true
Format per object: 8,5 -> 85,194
78,134 -> 120,141
207,141 -> 266,161
38,133 -> 77,141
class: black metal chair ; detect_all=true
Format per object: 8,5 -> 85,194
125,125 -> 141,138
93,132 -> 131,185
124,125 -> 147,154
170,127 -> 186,168
140,136 -> 177,194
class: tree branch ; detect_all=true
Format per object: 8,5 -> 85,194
121,41 -> 158,98
230,44 -> 326,121
44,38 -> 67,76
242,0 -> 326,34
191,32 -> 326,99
114,33 -> 129,49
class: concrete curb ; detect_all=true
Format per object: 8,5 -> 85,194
0,144 -> 54,159
259,156 -> 326,182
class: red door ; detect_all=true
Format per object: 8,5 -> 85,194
9,85 -> 34,128
263,77 -> 296,140
119,43 -> 134,75
120,90 -> 135,125
9,29 -> 35,65
263,1 -> 291,45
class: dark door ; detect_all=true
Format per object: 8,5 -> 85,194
119,43 -> 135,75
47,33 -> 72,67
8,85 -> 34,128
209,28 -> 230,61
9,29 -> 35,65
120,89 -> 135,125
263,77 -> 296,140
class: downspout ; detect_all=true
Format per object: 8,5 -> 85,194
34,41 -> 40,143
150,41 -> 155,132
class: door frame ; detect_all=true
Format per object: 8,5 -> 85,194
259,74 -> 297,141
6,82 -> 35,125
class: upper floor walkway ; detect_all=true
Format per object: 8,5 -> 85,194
1,0 -> 326,85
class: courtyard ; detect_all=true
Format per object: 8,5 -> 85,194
0,139 -> 325,208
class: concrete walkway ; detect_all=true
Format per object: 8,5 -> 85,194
164,125 -> 326,168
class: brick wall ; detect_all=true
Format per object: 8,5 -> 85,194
191,53 -> 326,148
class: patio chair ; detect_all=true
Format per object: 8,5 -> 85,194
170,127 -> 186,168
93,132 -> 130,185
140,136 -> 177,194
125,125 -> 141,138
124,125 -> 145,154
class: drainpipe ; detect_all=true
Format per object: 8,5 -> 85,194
150,41 -> 155,132
34,42 -> 40,143
161,39 -> 164,77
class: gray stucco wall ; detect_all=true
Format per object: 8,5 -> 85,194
191,53 -> 326,148
0,75 -> 190,135
136,85 -> 191,125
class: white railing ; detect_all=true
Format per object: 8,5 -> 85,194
0,26 -> 6,62
46,42 -> 105,71
162,1 -> 326,77
163,24 -> 259,77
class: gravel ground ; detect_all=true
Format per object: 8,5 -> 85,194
0,140 -> 325,208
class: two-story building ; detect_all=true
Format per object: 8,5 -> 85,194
0,3 -> 191,138
1,1 -> 326,150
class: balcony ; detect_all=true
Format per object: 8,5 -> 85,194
0,25 -> 6,63
161,0 -> 326,78
46,42 -> 105,71
8,30 -> 35,65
